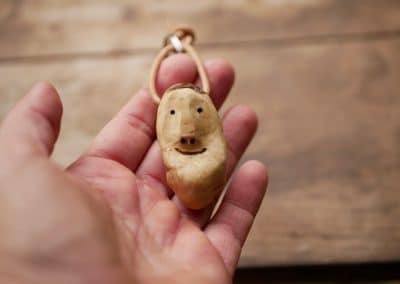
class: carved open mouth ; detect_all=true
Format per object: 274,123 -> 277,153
175,148 -> 207,155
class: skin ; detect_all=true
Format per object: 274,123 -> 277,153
0,54 -> 268,284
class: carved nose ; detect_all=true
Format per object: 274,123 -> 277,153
180,136 -> 196,145
179,112 -> 196,145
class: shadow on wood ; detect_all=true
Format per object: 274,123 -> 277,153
234,262 -> 400,283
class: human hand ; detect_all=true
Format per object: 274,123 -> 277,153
0,54 -> 268,284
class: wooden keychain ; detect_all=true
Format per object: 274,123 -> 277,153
149,28 -> 227,210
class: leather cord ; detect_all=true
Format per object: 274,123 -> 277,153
149,29 -> 210,104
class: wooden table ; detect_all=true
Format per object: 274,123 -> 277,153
1,0 -> 400,267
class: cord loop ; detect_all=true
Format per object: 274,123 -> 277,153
150,28 -> 209,104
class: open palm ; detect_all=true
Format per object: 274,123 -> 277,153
0,54 -> 267,284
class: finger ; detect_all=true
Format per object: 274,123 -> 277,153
157,53 -> 198,95
80,54 -> 197,172
220,105 -> 259,178
205,160 -> 268,276
0,82 -> 62,158
136,59 -> 235,195
173,105 -> 258,226
196,58 -> 235,109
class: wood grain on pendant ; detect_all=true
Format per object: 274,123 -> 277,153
156,85 -> 227,209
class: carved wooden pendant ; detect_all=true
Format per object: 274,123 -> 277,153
149,28 -> 227,209
156,84 -> 227,209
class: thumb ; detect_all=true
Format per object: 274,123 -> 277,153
0,82 -> 63,158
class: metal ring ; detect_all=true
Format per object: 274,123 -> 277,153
169,35 -> 184,53
163,27 -> 195,47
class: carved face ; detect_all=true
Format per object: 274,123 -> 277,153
156,85 -> 227,209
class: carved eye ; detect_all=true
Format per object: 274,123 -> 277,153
170,109 -> 175,115
197,107 -> 203,113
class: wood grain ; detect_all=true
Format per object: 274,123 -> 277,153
227,40 -> 400,266
1,0 -> 400,58
1,38 -> 399,266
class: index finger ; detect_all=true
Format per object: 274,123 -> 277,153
77,54 -> 198,172
205,160 -> 268,275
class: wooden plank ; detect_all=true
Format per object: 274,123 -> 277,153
226,39 -> 400,266
1,38 -> 400,266
1,0 -> 400,58
0,54 -> 154,164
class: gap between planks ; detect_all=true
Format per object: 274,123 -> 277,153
1,29 -> 400,64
